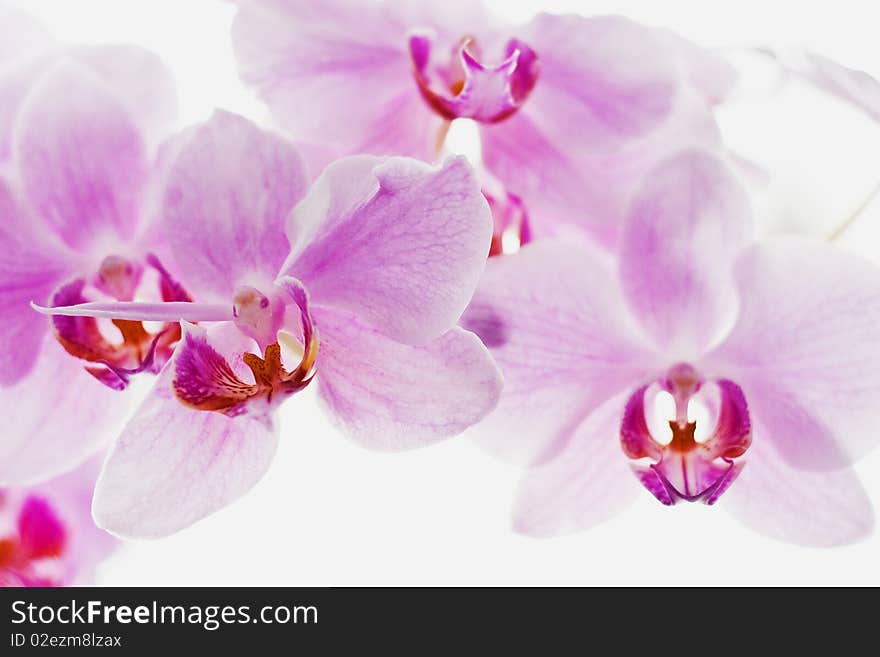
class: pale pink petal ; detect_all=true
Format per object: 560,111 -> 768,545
777,50 -> 880,122
482,83 -> 723,247
0,5 -> 55,62
660,29 -> 738,105
159,111 -> 308,299
92,342 -> 278,539
69,45 -> 178,147
12,61 -> 148,250
311,304 -> 502,450
0,58 -> 46,160
284,155 -> 492,344
513,14 -> 679,148
231,0 -> 442,164
2,44 -> 176,162
513,393 -> 640,537
620,149 -> 753,357
0,335 -> 135,485
721,430 -> 874,547
461,241 -> 658,464
706,238 -> 880,469
0,179 -> 73,384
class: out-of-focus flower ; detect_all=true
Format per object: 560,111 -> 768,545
0,4 -> 176,160
43,111 -> 502,538
462,149 -> 880,546
230,0 -> 733,247
766,49 -> 880,122
0,459 -> 115,587
0,35 -> 181,484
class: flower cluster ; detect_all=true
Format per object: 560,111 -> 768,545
3,0 -> 880,585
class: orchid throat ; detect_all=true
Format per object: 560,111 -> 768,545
621,363 -> 752,505
39,254 -> 194,391
409,33 -> 540,124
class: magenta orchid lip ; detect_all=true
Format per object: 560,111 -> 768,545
4,0 -> 880,587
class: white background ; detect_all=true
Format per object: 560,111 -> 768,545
7,0 -> 880,585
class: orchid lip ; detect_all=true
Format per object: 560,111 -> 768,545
621,364 -> 752,506
31,300 -> 234,323
409,33 -> 540,124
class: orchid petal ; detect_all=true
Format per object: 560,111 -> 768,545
68,45 -> 178,147
284,155 -> 491,345
777,50 -> 880,122
0,5 -> 55,63
461,241 -> 657,464
25,457 -> 117,585
311,304 -> 502,450
721,431 -> 874,547
619,149 -> 753,357
661,30 -> 738,105
706,238 -> 880,469
515,14 -> 679,146
0,179 -> 71,384
0,336 -> 135,485
92,326 -> 278,539
12,61 -> 148,251
0,7 -> 54,157
513,393 -> 640,536
231,0 -> 443,164
159,111 -> 308,299
481,83 -> 723,247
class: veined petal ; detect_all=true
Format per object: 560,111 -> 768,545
513,393 -> 640,537
706,238 -> 880,469
461,241 -> 658,464
312,304 -> 502,450
284,155 -> 491,345
619,149 -> 753,357
92,344 -> 279,539
160,111 -> 308,299
12,61 -> 148,250
721,429 -> 874,547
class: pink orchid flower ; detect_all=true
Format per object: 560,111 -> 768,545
0,50 -> 182,484
1,458 -> 116,587
462,149 -> 880,547
44,111 -> 502,538
230,0 -> 733,247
